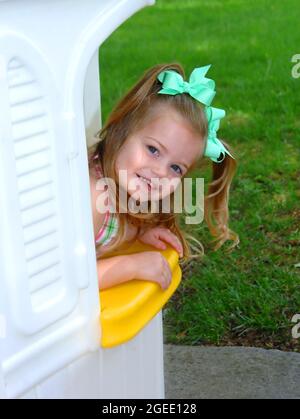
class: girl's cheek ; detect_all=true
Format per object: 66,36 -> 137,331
170,178 -> 181,192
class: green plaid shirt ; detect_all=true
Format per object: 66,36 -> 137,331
95,211 -> 119,247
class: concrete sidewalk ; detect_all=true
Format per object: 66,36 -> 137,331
164,345 -> 300,399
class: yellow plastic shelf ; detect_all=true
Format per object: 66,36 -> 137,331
99,240 -> 182,348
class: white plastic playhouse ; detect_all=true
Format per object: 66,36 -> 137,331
0,0 -> 183,399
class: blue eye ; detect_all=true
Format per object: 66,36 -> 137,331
147,145 -> 158,155
172,165 -> 182,175
147,145 -> 182,175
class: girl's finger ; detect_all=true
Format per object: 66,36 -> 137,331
148,240 -> 167,250
162,272 -> 169,290
163,272 -> 169,290
158,230 -> 183,256
163,257 -> 172,282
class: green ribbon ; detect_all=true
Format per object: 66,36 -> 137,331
157,65 -> 216,106
157,65 -> 235,164
204,106 -> 234,163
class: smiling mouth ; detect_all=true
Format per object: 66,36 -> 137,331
136,173 -> 152,190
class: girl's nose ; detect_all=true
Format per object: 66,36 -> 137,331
152,163 -> 169,179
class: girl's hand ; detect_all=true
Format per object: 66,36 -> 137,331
138,227 -> 183,258
132,251 -> 173,291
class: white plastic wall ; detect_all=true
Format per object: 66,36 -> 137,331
0,0 -> 164,399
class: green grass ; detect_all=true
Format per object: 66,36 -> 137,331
99,0 -> 300,351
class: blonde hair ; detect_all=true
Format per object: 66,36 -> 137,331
88,62 -> 239,268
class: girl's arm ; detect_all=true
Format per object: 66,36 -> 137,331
97,251 -> 172,291
97,254 -> 137,290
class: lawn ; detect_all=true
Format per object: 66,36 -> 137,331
98,0 -> 300,351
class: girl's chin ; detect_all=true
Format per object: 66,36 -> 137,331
128,188 -> 161,203
128,191 -> 158,202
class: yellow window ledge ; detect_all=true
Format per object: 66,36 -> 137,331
99,240 -> 182,348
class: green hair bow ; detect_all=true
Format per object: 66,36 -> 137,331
157,65 -> 235,163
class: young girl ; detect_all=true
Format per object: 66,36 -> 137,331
88,63 -> 239,291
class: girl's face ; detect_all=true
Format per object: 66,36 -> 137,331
115,105 -> 204,203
